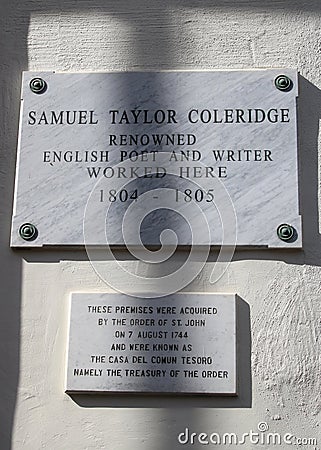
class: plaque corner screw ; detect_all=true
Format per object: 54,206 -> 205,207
29,77 -> 47,94
274,75 -> 293,92
19,223 -> 38,241
277,223 -> 296,242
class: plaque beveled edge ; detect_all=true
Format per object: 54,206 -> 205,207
11,69 -> 302,249
64,291 -> 237,396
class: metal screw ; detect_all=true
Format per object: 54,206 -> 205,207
29,77 -> 47,94
277,223 -> 295,242
274,75 -> 293,92
19,223 -> 38,241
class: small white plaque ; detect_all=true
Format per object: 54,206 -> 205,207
11,70 -> 301,247
66,293 -> 237,395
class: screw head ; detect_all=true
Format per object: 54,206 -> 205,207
274,75 -> 293,92
29,77 -> 47,94
19,223 -> 38,241
277,223 -> 295,242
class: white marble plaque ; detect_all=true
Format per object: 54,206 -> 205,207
11,70 -> 301,247
66,293 -> 236,395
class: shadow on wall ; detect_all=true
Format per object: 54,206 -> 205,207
1,0 -> 321,449
0,2 -> 29,449
228,75 -> 321,268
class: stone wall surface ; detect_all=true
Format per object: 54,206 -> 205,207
0,1 -> 320,449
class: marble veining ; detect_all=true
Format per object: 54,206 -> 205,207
11,70 -> 301,247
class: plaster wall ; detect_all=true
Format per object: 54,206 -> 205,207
0,1 -> 320,449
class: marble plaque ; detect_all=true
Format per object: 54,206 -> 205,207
11,70 -> 301,247
66,293 -> 237,395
